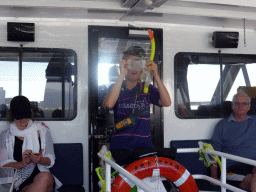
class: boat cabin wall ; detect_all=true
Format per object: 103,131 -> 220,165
0,18 -> 256,190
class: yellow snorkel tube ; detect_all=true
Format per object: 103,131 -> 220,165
143,29 -> 155,94
95,146 -> 118,192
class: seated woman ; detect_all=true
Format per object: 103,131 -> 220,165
0,95 -> 62,192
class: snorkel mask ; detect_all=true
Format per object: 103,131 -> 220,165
126,57 -> 147,71
121,46 -> 147,72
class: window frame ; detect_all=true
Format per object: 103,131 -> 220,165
88,25 -> 164,192
174,52 -> 256,119
0,47 -> 77,121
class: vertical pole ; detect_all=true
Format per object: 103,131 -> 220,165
221,157 -> 226,192
219,50 -> 223,106
61,54 -> 65,117
19,45 -> 23,95
105,163 -> 111,192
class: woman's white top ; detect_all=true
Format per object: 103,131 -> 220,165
0,120 -> 62,190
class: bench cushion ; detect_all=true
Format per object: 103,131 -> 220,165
50,143 -> 83,186
170,139 -> 210,175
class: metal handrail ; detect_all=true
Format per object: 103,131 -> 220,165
99,147 -> 256,192
206,148 -> 256,192
178,147 -> 256,192
98,152 -> 158,192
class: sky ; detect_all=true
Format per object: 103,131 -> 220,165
0,62 -> 48,102
187,64 -> 256,104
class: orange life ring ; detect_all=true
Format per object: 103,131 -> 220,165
112,156 -> 199,192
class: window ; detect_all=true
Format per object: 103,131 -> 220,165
175,52 -> 256,118
0,48 -> 77,120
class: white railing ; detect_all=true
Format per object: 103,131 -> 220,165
177,147 -> 256,192
98,151 -> 158,192
98,147 -> 256,192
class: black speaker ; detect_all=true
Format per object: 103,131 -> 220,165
7,22 -> 35,42
212,31 -> 239,48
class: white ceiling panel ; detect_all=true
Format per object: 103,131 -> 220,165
0,0 -> 256,29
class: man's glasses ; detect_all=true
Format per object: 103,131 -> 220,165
234,102 -> 249,106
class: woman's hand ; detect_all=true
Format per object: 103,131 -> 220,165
145,60 -> 159,78
30,149 -> 44,164
22,150 -> 32,167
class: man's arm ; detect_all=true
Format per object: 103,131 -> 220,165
210,162 -> 219,185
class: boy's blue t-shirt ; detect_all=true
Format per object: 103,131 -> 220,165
109,82 -> 160,151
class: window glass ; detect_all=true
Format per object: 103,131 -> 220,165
226,68 -> 246,101
22,62 -> 48,102
187,64 -> 220,110
0,49 -> 77,120
246,64 -> 256,86
175,53 -> 256,119
0,52 -> 19,118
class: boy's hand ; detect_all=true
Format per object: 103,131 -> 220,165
120,59 -> 128,78
145,60 -> 159,77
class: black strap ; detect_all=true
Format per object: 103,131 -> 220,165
131,108 -> 150,118
115,108 -> 150,131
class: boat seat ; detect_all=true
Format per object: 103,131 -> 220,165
50,143 -> 85,192
170,139 -> 221,191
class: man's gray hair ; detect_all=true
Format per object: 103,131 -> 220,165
232,91 -> 251,106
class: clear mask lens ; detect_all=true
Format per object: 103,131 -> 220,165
126,57 -> 146,71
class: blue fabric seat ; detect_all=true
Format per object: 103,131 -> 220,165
170,139 -> 221,191
50,143 -> 85,192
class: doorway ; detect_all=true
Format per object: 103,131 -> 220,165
88,25 -> 163,192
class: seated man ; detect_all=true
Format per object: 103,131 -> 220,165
211,92 -> 256,191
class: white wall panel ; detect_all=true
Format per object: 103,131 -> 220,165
0,19 -> 89,190
162,25 -> 256,148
